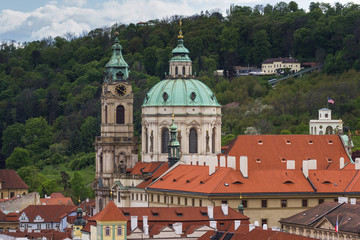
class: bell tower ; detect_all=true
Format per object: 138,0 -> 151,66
94,33 -> 138,213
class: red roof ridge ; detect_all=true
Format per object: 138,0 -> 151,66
92,201 -> 127,222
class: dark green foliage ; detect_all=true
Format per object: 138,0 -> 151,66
2,2 -> 360,200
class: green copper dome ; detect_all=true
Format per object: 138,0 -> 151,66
142,79 -> 220,107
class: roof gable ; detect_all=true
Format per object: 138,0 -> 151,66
0,169 -> 28,189
91,201 -> 127,222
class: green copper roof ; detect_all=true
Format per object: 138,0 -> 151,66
104,36 -> 130,82
142,78 -> 220,107
170,38 -> 191,63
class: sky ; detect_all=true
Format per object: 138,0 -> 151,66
0,0 -> 357,42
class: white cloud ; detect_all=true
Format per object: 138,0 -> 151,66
63,0 -> 87,7
0,10 -> 29,34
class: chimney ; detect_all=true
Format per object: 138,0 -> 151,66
234,220 -> 241,230
350,198 -> 356,205
227,156 -> 236,170
210,220 -> 217,230
355,158 -> 360,170
207,206 -> 214,219
308,159 -> 317,170
254,221 -> 259,227
286,160 -> 295,170
240,156 -> 248,178
220,156 -> 226,167
173,222 -> 182,235
143,225 -> 149,235
263,224 -> 268,230
143,216 -> 148,230
86,198 -> 89,202
209,157 -> 216,175
131,216 -> 138,231
302,160 -> 309,178
340,157 -> 345,169
221,204 -> 228,216
249,224 -> 255,232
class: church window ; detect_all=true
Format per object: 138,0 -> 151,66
105,226 -> 110,236
192,198 -> 195,206
99,198 -> 103,211
171,196 -> 173,204
262,200 -> 267,208
182,66 -> 185,75
132,193 -> 134,200
118,191 -> 121,203
175,67 -> 178,75
100,153 -> 103,173
185,198 -> 188,205
136,193 -> 138,201
161,128 -> 170,153
105,105 -> 108,124
151,194 -> 153,202
116,105 -> 125,124
157,195 -> 160,202
178,197 -> 180,205
145,194 -> 147,201
117,226 -> 123,236
140,194 -> 143,201
212,127 -> 216,153
199,199 -> 202,207
189,128 -> 198,153
145,128 -> 148,153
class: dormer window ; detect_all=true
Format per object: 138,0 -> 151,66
258,140 -> 263,145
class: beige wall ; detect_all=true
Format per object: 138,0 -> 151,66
146,191 -> 352,227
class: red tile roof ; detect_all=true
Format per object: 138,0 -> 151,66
2,229 -> 71,240
137,162 -> 169,189
0,169 -> 28,189
148,165 -> 316,194
20,205 -> 74,223
225,135 -> 351,171
49,193 -> 65,198
130,161 -> 165,175
91,201 -> 127,222
40,197 -> 74,206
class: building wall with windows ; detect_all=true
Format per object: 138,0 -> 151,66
262,58 -> 301,75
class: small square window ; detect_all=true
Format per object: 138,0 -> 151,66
261,219 -> 267,226
318,199 -> 324,204
281,200 -> 287,208
242,200 -> 248,208
302,199 -> 308,207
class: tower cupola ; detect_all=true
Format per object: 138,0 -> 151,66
104,32 -> 129,82
169,19 -> 192,78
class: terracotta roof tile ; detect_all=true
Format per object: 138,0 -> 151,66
137,163 -> 169,189
20,205 -> 74,223
0,169 -> 28,189
40,197 -> 74,206
49,193 -> 65,198
91,201 -> 127,222
148,165 -> 314,194
226,135 -> 351,171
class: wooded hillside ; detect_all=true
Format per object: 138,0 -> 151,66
1,1 -> 360,200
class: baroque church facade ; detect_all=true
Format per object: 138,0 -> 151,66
94,27 -> 222,212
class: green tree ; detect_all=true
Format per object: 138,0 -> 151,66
70,172 -> 90,201
24,117 -> 53,155
1,123 -> 25,158
6,147 -> 30,170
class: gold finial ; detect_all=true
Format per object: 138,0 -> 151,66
115,32 -> 119,37
240,193 -> 242,199
178,18 -> 183,39
78,196 -> 81,204
172,113 -> 174,120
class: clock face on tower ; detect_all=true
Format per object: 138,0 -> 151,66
115,84 -> 127,96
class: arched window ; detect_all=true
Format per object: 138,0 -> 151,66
212,127 -> 216,154
175,67 -> 178,75
161,128 -> 169,153
189,128 -> 198,153
145,128 -> 148,153
99,198 -> 103,211
105,105 -> 108,124
182,66 -> 185,75
116,105 -> 125,124
99,153 -> 103,173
